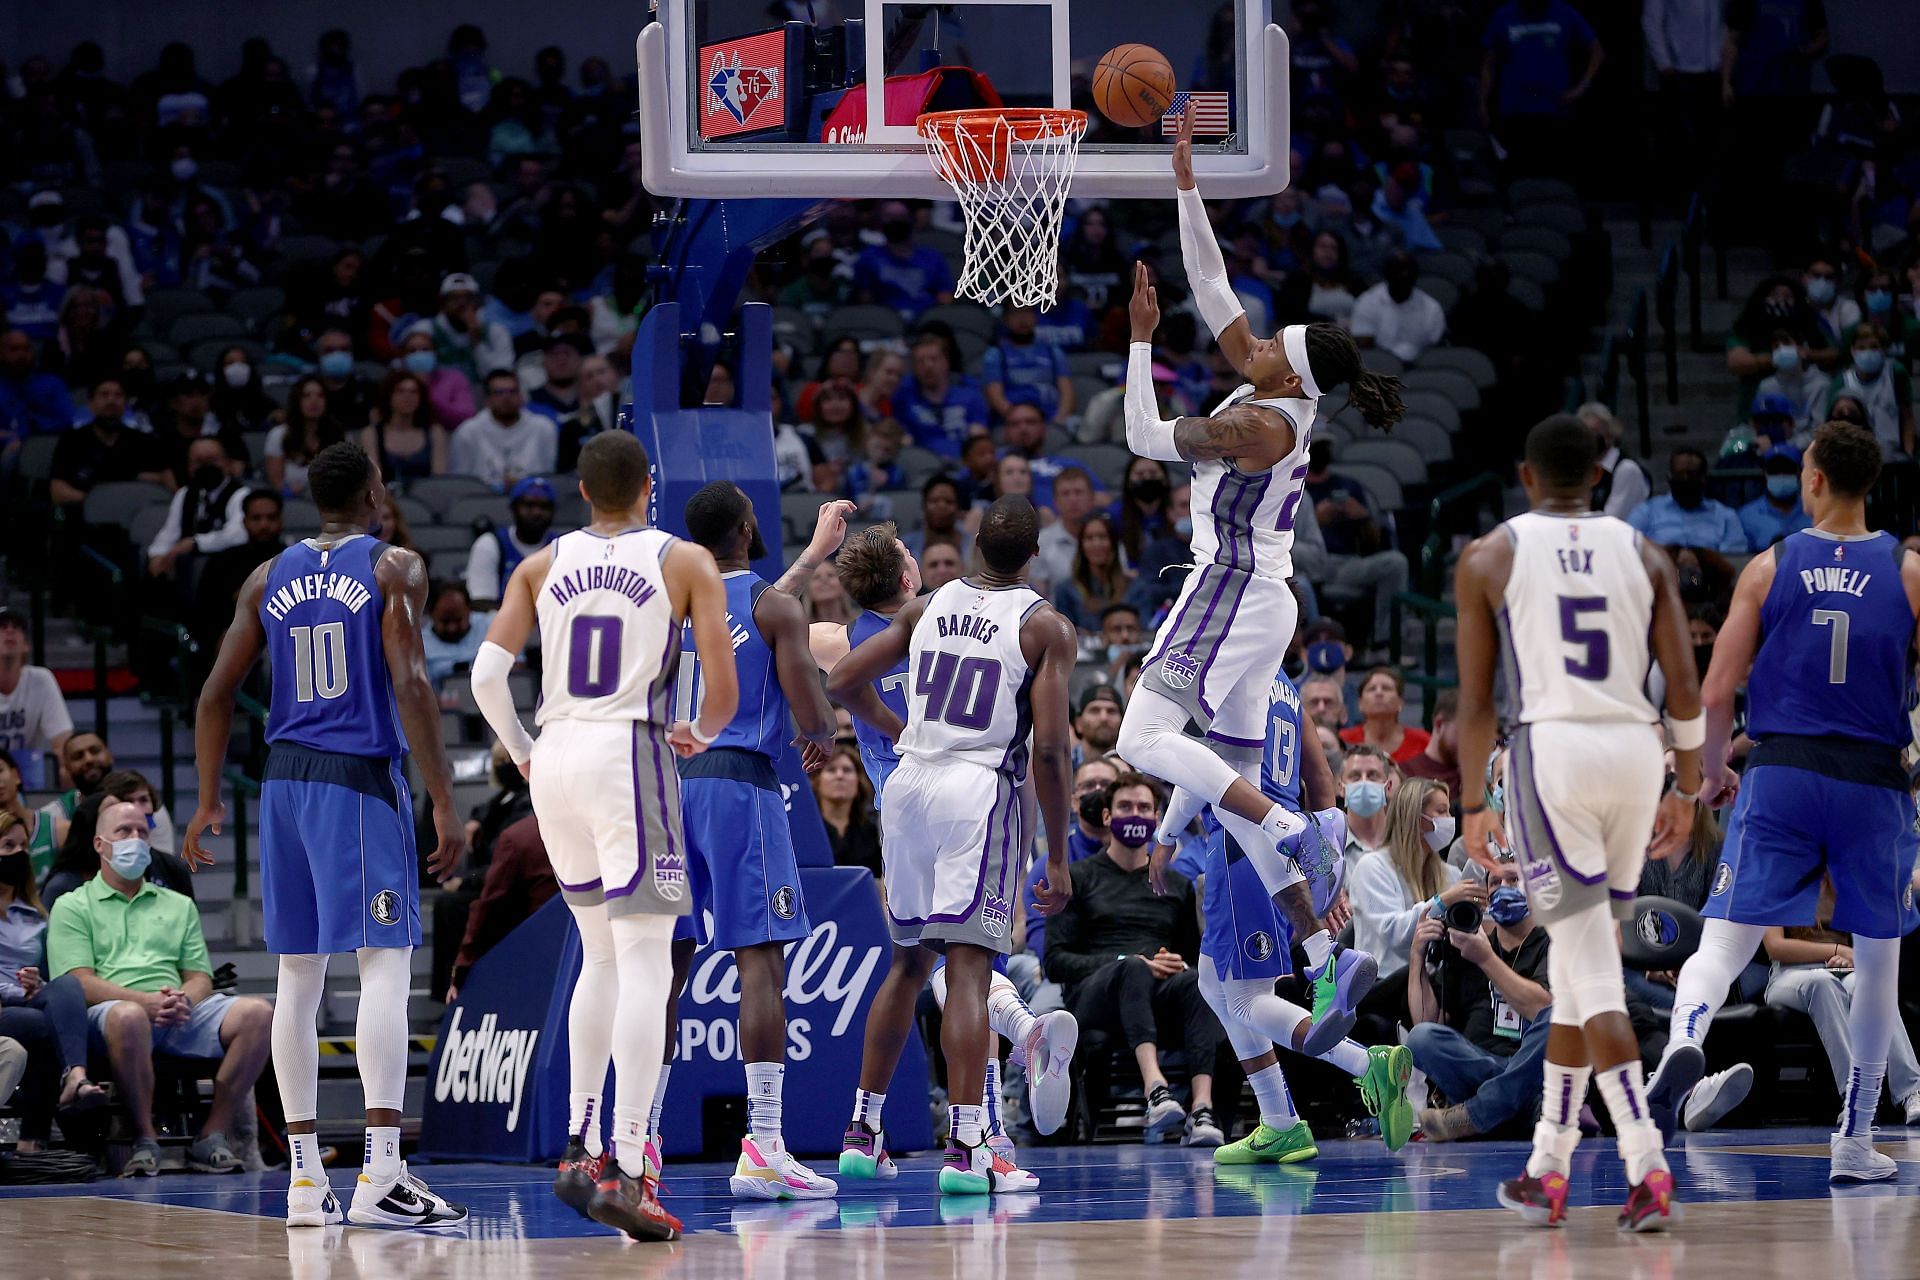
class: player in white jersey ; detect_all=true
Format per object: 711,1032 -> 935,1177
828,497 -> 1078,1194
1454,415 -> 1705,1233
470,431 -> 736,1244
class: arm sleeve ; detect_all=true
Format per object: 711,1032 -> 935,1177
148,491 -> 187,559
1157,786 -> 1207,845
472,640 -> 536,764
1124,343 -> 1184,462
1177,186 -> 1246,340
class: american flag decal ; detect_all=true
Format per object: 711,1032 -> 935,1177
1162,91 -> 1231,137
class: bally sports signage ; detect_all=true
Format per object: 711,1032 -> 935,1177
421,869 -> 932,1161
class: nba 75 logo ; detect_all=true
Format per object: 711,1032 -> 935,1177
698,31 -> 785,139
1160,651 -> 1200,691
708,55 -> 779,125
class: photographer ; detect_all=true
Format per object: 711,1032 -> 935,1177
1405,856 -> 1553,1142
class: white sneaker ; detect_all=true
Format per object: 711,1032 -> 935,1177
1020,1010 -> 1079,1137
1144,1084 -> 1187,1140
1902,1092 -> 1920,1127
1682,1063 -> 1754,1132
348,1163 -> 469,1227
1830,1133 -> 1899,1185
286,1176 -> 343,1227
731,1135 -> 839,1200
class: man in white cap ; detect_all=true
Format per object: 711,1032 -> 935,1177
431,272 -> 514,393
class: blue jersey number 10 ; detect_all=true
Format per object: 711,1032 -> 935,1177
287,623 -> 349,703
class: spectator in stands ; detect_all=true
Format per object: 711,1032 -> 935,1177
1112,458 -> 1170,565
0,611 -> 72,794
1094,604 -> 1147,687
920,542 -> 963,592
1350,252 -> 1446,364
1020,757 -> 1119,970
895,333 -> 988,458
145,438 -> 250,581
1351,777 -> 1473,1036
1803,255 -> 1859,350
43,763 -> 185,873
1341,667 -> 1430,765
984,304 -> 1074,427
1722,0 -> 1826,101
1726,275 -> 1833,409
49,377 -> 168,508
854,202 -> 955,318
780,238 -> 851,322
1298,441 -> 1408,659
1300,675 -> 1349,736
305,28 -> 360,116
1339,744 -> 1399,867
114,349 -> 162,436
846,417 -> 906,505
904,475 -> 972,562
1036,466 -> 1097,588
1754,329 -> 1832,438
1064,207 -> 1127,309
464,475 -> 557,609
45,287 -> 121,393
1578,401 -> 1651,518
360,370 -> 447,490
1628,447 -> 1746,553
999,403 -> 1071,509
210,346 -> 278,438
1275,231 -> 1362,327
808,379 -> 868,489
444,814 -> 557,1004
813,744 -> 880,880
49,798 -> 272,1175
1044,772 -> 1224,1145
527,333 -> 591,424
1129,484 -> 1195,615
796,338 -> 864,422
0,327 -> 71,446
151,371 -> 244,486
806,561 -> 858,627
311,327 -> 374,426
451,370 -> 557,492
1054,514 -> 1134,635
1831,322 -> 1914,458
1642,0 -> 1729,195
1372,161 -> 1444,253
1072,684 -> 1124,768
1738,444 -> 1813,550
192,490 -> 285,652
421,583 -> 493,689
858,349 -> 905,421
431,273 -> 515,392
0,749 -> 62,882
956,433 -> 1000,509
398,324 -> 477,431
1,242 -> 62,344
47,214 -> 141,312
1408,856 -> 1552,1140
263,376 -> 348,498
1400,689 -> 1462,795
1477,0 -> 1603,175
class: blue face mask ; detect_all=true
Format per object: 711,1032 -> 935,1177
1772,345 -> 1801,373
1487,885 -> 1530,926
107,837 -> 151,880
318,350 -> 354,379
403,350 -> 437,376
1487,781 -> 1505,814
1806,277 -> 1837,305
1174,516 -> 1193,538
1867,288 -> 1894,315
1854,349 -> 1886,377
1345,780 -> 1387,818
1767,473 -> 1801,500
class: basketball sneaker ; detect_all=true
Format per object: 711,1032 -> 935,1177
1184,1107 -> 1225,1147
1355,1044 -> 1415,1152
1291,820 -> 1346,918
839,1123 -> 898,1180
1308,947 -> 1378,1024
1682,1063 -> 1754,1131
985,1133 -> 1041,1191
1646,1042 -> 1705,1144
938,1138 -> 1036,1194
1830,1132 -> 1899,1184
348,1164 -> 468,1228
1497,1170 -> 1570,1227
643,1133 -> 665,1187
1144,1083 -> 1187,1140
553,1138 -> 606,1217
730,1135 -> 838,1200
1017,1009 -> 1078,1136
1618,1169 -> 1681,1232
1214,1119 -> 1317,1165
286,1177 -> 344,1228
586,1169 -> 682,1243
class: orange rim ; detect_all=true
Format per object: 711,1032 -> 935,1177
916,108 -> 1088,144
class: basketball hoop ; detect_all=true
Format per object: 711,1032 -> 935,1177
917,108 -> 1087,308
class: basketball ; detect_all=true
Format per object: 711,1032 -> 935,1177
1092,43 -> 1177,130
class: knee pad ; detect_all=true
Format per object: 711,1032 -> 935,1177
1197,958 -> 1270,1061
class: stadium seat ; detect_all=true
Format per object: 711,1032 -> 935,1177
81,481 -> 172,529
1419,276 -> 1460,315
1394,416 -> 1454,466
920,301 -> 998,343
1358,348 -> 1404,378
278,234 -> 342,267
394,495 -> 434,529
18,436 -> 60,485
412,526 -> 479,559
1507,277 -> 1549,312
143,288 -> 218,335
1334,461 -> 1404,513
869,492 -> 923,533
822,304 -> 906,344
1058,443 -> 1130,491
1496,226 -> 1573,261
1434,224 -> 1489,257
782,491 -> 832,544
1417,346 -> 1499,390
1340,439 -> 1429,489
281,498 -> 322,536
408,475 -> 495,518
1067,351 -> 1121,380
168,313 -> 246,349
1400,368 -> 1482,413
770,306 -> 820,356
1508,177 -> 1580,208
1497,249 -> 1561,288
1070,375 -> 1110,416
1514,202 -> 1587,237
1418,252 -> 1476,290
898,445 -> 946,489
126,501 -> 175,556
444,495 -> 512,529
225,286 -> 288,333
1447,205 -> 1511,242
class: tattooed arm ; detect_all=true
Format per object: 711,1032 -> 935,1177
1170,404 -> 1284,463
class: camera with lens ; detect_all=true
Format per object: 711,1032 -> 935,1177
1424,897 -> 1486,971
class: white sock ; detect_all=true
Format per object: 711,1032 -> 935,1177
746,1061 -> 785,1145
648,1064 -> 671,1137
1301,929 -> 1334,973
568,1092 -> 604,1157
289,1132 -> 325,1184
1328,1039 -> 1370,1078
363,1125 -> 401,1181
1246,1063 -> 1298,1130
987,974 -> 1038,1047
983,1058 -> 1004,1138
1841,1062 -> 1887,1139
1525,1119 -> 1582,1178
951,1102 -> 984,1148
1541,1061 -> 1590,1129
614,1106 -> 648,1178
1595,1061 -> 1667,1184
852,1088 -> 886,1132
1260,803 -> 1306,842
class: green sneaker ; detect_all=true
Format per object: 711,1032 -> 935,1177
1310,968 -> 1337,1026
1355,1044 -> 1415,1153
1213,1120 -> 1318,1165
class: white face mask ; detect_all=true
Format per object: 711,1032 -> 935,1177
1423,816 -> 1456,853
222,361 -> 252,388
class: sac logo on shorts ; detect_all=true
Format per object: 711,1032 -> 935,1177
368,890 -> 400,927
1245,931 -> 1274,962
981,894 -> 1011,939
1160,650 -> 1200,691
1522,853 -> 1561,911
772,886 -> 797,921
1712,864 -> 1734,897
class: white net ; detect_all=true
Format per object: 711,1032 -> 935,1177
918,110 -> 1087,309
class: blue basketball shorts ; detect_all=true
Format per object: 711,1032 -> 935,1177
259,745 -> 421,955
1706,761 -> 1920,940
673,770 -> 810,950
1200,826 -> 1294,982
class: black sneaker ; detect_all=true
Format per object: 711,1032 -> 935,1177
554,1138 -> 607,1217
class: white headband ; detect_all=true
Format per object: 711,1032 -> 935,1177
1281,325 -> 1322,400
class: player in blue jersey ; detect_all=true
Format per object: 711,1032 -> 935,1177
186,443 -> 467,1229
665,481 -> 839,1200
1647,420 -> 1920,1185
1151,672 -> 1414,1162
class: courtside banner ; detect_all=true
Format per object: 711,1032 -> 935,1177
421,870 -> 931,1161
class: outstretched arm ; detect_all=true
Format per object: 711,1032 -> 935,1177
1171,106 -> 1254,372
772,499 -> 857,598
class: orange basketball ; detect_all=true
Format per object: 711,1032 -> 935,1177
1092,44 -> 1177,130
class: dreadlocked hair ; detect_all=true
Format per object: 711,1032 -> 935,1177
1304,323 -> 1405,433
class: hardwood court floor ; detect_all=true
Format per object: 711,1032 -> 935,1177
3,1128 -> 1917,1280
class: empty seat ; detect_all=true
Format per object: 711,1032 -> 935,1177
1514,202 -> 1587,237
1058,443 -> 1131,490
82,481 -> 173,529
1434,225 -> 1489,257
1340,439 -> 1429,489
144,289 -> 218,334
1419,276 -> 1460,314
1416,347 -> 1499,390
127,501 -> 176,554
1333,461 -> 1404,513
225,286 -> 288,333
898,445 -> 946,489
1401,368 -> 1482,412
412,525 -> 480,558
920,301 -> 998,343
1418,252 -> 1476,290
409,475 -> 495,517
1359,349 -> 1404,378
281,498 -> 322,535
781,491 -> 833,544
395,495 -> 434,528
444,494 -> 513,529
169,313 -> 247,349
822,304 -> 907,343
278,235 -> 342,267
1394,415 -> 1454,465
1402,392 -> 1462,435
1498,250 -> 1561,287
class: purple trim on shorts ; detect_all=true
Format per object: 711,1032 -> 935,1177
1192,570 -> 1254,720
1207,730 -> 1265,749
886,772 -> 1008,929
1242,469 -> 1274,574
1610,888 -> 1636,900
1143,564 -> 1212,669
606,721 -> 675,901
1214,467 -> 1242,573
557,872 -> 605,893
1521,725 -> 1605,886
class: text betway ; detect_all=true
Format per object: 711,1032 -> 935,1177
433,1008 -> 539,1131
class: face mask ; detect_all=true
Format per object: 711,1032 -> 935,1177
1867,289 -> 1893,315
1854,349 -> 1886,377
1668,477 -> 1704,508
1078,792 -> 1109,827
107,837 -> 151,880
403,350 -> 438,376
1131,479 -> 1167,504
222,361 -> 252,388
1387,278 -> 1415,303
1487,782 -> 1504,815
1109,814 -> 1155,848
1423,816 -> 1456,853
171,157 -> 199,182
1772,345 -> 1800,373
1766,473 -> 1800,500
1805,277 -> 1836,305
319,351 -> 354,379
0,851 -> 28,888
1174,516 -> 1193,538
1345,780 -> 1386,817
1487,885 -> 1530,926
192,464 -> 225,491
1764,296 -> 1793,319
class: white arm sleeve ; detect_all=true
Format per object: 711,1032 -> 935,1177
1156,784 -> 1208,846
471,641 -> 535,764
1125,342 -> 1184,462
1177,186 -> 1246,340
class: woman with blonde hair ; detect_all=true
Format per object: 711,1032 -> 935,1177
1350,779 -> 1484,980
1577,400 -> 1650,518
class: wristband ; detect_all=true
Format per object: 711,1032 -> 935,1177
688,719 -> 719,745
1671,785 -> 1701,805
1664,711 -> 1706,751
1460,801 -> 1488,815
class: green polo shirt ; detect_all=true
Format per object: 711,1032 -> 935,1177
47,875 -> 211,993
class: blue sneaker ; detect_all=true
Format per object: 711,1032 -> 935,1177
1308,947 -> 1378,1020
1290,817 -> 1346,918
